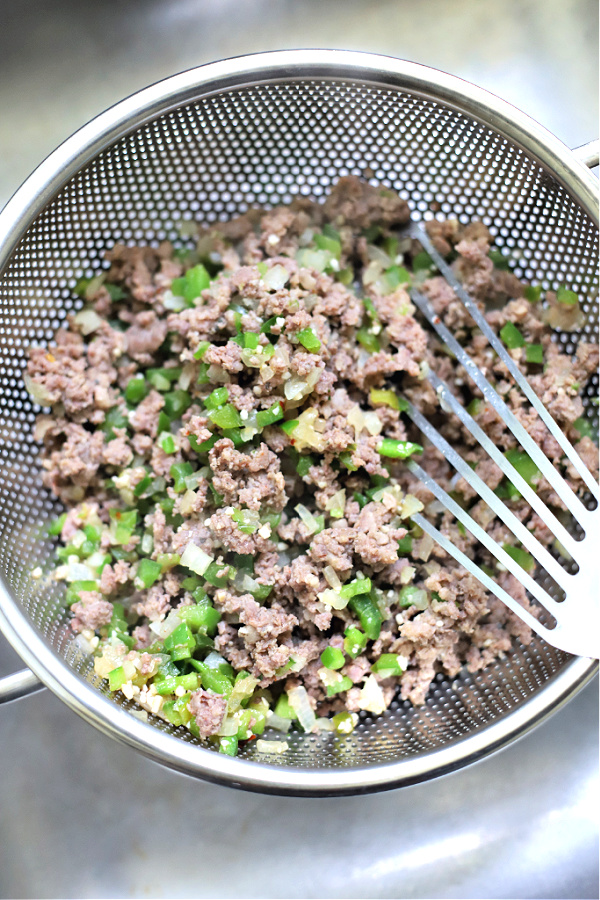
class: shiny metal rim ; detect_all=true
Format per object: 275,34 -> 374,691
0,50 -> 597,795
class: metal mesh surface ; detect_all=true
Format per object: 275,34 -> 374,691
0,76 -> 597,773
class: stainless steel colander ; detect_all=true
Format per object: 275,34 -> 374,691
0,51 -> 597,796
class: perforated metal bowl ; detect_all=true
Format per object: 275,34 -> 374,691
0,51 -> 597,796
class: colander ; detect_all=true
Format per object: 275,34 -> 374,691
0,51 -> 597,796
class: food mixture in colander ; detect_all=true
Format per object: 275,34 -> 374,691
25,177 -> 599,754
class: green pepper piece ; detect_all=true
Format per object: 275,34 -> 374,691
47,512 -> 67,536
219,735 -> 239,756
320,646 -> 345,670
502,544 -> 536,572
203,561 -> 231,588
500,321 -> 526,349
326,676 -> 353,697
377,439 -> 423,459
348,593 -> 382,640
101,407 -> 130,442
356,328 -> 380,354
339,577 -> 372,600
108,666 -> 128,692
372,653 -> 405,677
296,327 -> 321,353
208,404 -> 242,429
343,626 -> 368,659
204,387 -> 229,410
109,509 -> 138,545
170,461 -> 194,493
163,390 -> 192,419
125,376 -> 149,406
135,558 -> 162,590
256,402 -> 284,429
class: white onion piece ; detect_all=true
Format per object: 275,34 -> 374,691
358,675 -> 387,714
323,566 -> 342,590
317,588 -> 348,610
178,362 -> 195,391
206,364 -> 230,384
363,411 -> 383,436
23,373 -> 54,406
406,588 -> 429,610
325,489 -> 346,519
149,612 -> 182,638
162,290 -> 186,311
315,716 -> 335,732
266,713 -> 292,733
262,264 -> 289,291
293,407 -> 326,452
217,717 -> 239,737
203,651 -> 229,669
399,494 -> 424,519
179,543 -> 213,575
66,562 -> 95,583
179,489 -> 197,516
287,686 -> 316,733
255,739 -> 289,754
73,308 -> 103,335
414,534 -> 435,562
400,564 -> 416,585
362,260 -> 383,285
294,504 -> 321,534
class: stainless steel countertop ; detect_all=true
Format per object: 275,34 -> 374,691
0,2 -> 598,897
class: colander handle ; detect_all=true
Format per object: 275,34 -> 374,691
0,667 -> 45,704
573,139 -> 599,168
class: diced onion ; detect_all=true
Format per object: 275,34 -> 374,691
284,367 -> 321,406
206,364 -> 230,384
66,561 -> 95,583
318,667 -> 344,688
73,309 -> 103,335
358,675 -> 387,714
265,713 -> 292,733
295,504 -> 321,534
149,612 -> 182,638
399,494 -> 424,519
323,566 -> 342,590
363,411 -> 383,436
325,489 -> 346,519
315,716 -> 335,732
178,362 -> 195,391
287,685 -> 316,733
217,716 -> 240,736
414,534 -> 435,562
367,244 -> 393,266
261,264 -> 290,291
227,674 -> 258,713
255,739 -> 289,754
23,373 -> 54,406
405,588 -> 429,610
400,565 -> 416,585
347,404 -> 382,441
179,489 -> 197,516
162,291 -> 186,311
179,543 -> 213,575
317,588 -> 349,610
293,407 -> 326,452
362,260 -> 384,286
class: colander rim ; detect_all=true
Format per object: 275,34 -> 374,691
0,50 -> 597,795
